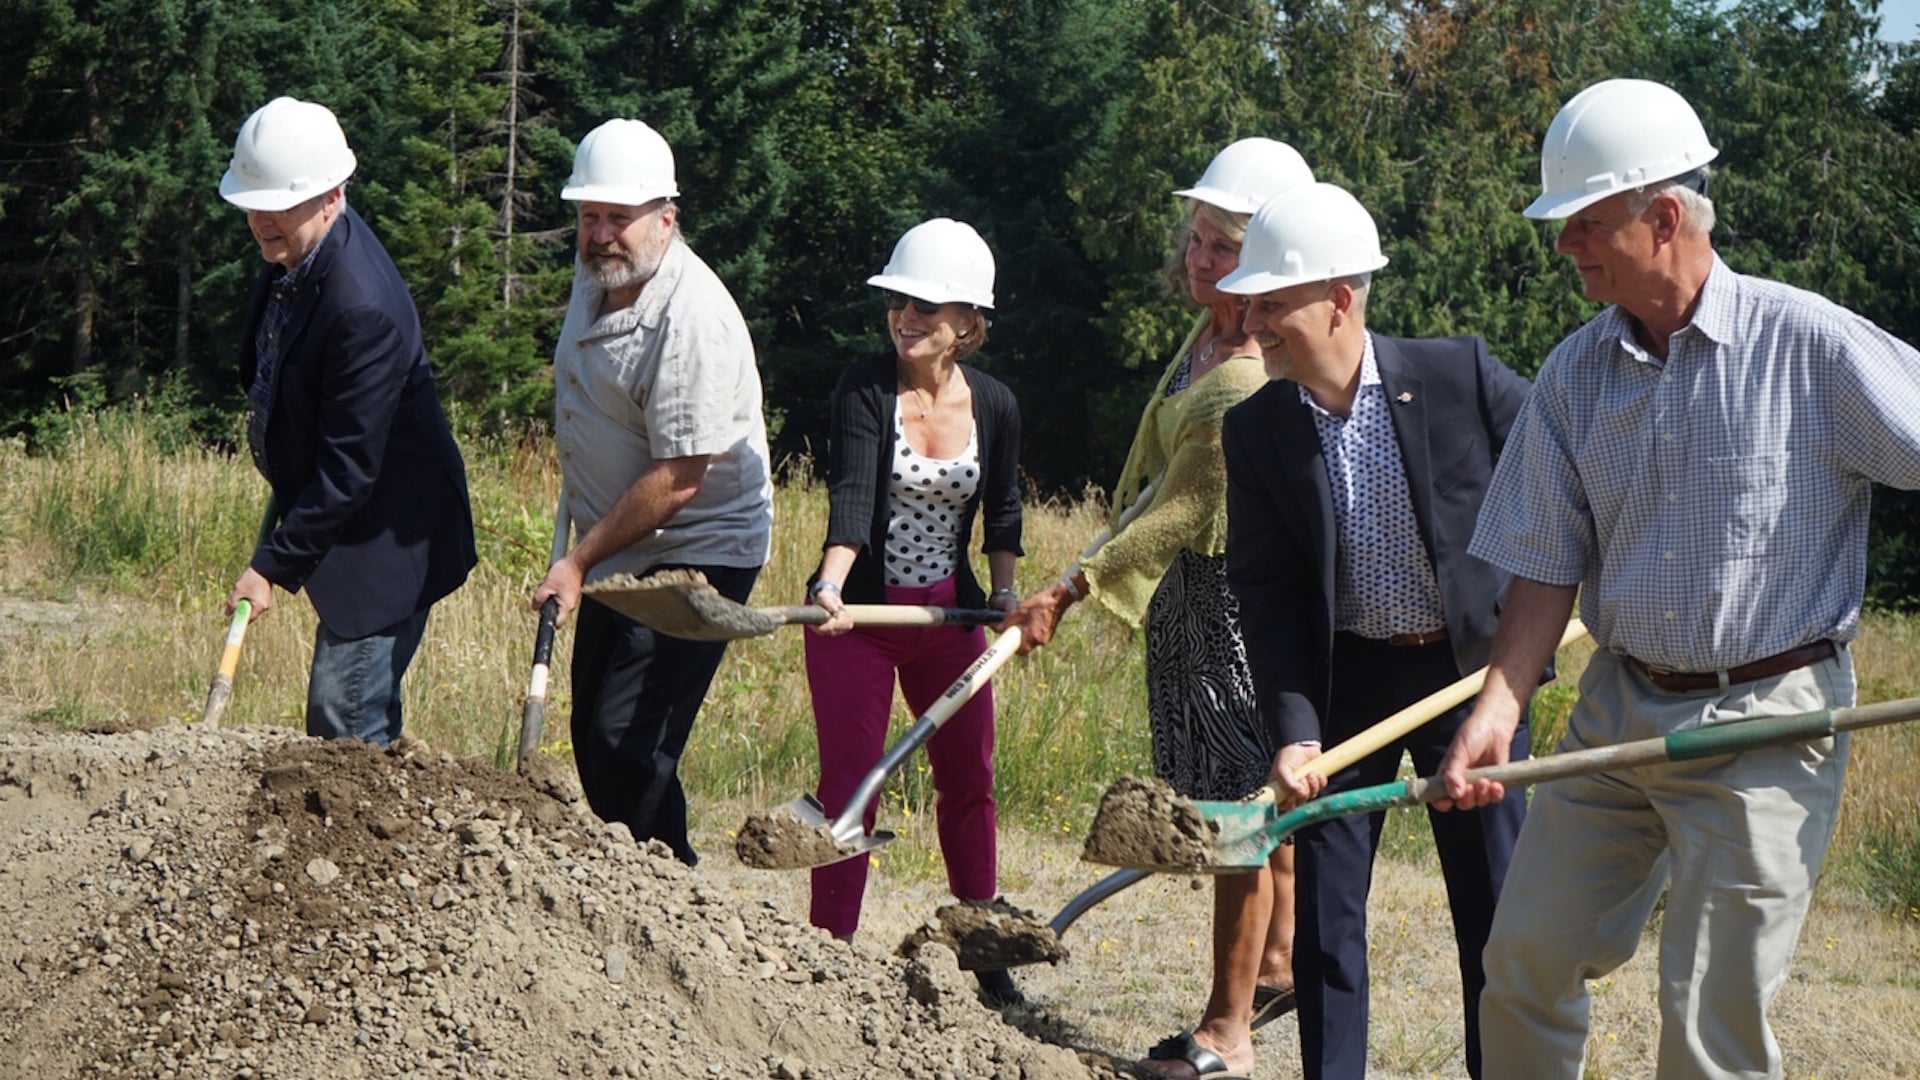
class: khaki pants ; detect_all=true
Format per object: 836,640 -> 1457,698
1479,647 -> 1851,1080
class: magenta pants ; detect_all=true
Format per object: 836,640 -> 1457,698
803,577 -> 998,937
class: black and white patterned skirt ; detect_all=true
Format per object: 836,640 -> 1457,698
1143,549 -> 1275,801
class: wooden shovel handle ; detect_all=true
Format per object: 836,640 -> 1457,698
774,605 -> 1006,628
1246,618 -> 1590,802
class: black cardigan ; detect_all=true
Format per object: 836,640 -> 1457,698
815,352 -> 1023,608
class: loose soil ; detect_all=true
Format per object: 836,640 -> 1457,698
0,725 -> 1118,1079
1,670 -> 1915,1077
899,899 -> 1069,973
734,807 -> 858,872
1079,775 -> 1217,871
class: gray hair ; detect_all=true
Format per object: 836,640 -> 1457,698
1337,272 -> 1372,319
1626,168 -> 1716,235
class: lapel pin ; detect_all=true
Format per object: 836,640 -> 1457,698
1396,391 -> 1413,403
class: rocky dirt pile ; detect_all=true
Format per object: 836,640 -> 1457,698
0,726 -> 1118,1079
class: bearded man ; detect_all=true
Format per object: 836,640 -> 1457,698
532,119 -> 773,865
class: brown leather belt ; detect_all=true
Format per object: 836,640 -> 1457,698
1386,627 -> 1448,647
1627,640 -> 1837,693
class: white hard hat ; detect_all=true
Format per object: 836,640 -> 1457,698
219,97 -> 358,212
1524,78 -> 1718,220
1173,137 -> 1315,214
1216,183 -> 1389,295
562,119 -> 679,206
866,218 -> 996,309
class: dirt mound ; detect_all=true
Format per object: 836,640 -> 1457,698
0,726 -> 1114,1078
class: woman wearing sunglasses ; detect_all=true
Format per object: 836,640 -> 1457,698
1001,140 -> 1313,1079
801,217 -> 1025,1006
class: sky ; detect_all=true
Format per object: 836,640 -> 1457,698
1881,0 -> 1920,42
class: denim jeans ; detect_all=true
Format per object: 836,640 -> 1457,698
306,607 -> 431,747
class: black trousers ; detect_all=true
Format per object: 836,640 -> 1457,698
1294,632 -> 1529,1080
569,563 -> 760,865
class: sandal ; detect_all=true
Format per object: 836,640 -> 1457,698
1249,982 -> 1296,1031
1135,1030 -> 1251,1080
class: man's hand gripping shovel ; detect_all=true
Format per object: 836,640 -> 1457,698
938,619 -> 1591,971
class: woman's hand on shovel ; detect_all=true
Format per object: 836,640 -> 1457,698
1001,576 -> 1077,655
804,580 -> 855,636
227,568 -> 274,623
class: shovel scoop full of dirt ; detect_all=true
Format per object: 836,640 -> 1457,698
1081,774 -> 1219,870
734,806 -> 858,870
899,897 -> 1069,971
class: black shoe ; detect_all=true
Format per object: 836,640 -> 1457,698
974,967 -> 1024,1008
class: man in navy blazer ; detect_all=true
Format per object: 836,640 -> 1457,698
220,97 -> 476,746
1219,183 -> 1532,1080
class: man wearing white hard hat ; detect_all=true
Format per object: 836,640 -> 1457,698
1004,137 -> 1312,1076
532,118 -> 773,866
1438,78 -> 1920,1078
219,96 -> 476,747
1220,181 -> 1534,1080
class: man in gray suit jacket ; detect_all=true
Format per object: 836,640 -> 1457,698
1219,183 -> 1532,1080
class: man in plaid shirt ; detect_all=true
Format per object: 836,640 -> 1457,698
1439,78 -> 1920,1079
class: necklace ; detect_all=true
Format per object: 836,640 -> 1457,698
901,370 -> 953,421
1193,330 -> 1222,378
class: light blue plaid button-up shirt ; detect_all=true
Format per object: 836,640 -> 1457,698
1470,256 -> 1920,672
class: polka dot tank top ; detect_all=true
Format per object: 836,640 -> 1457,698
884,400 -> 981,586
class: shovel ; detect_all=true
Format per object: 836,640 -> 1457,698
201,497 -> 280,728
583,568 -> 1005,642
198,600 -> 253,728
516,491 -> 572,773
1170,618 -> 1591,850
736,625 -> 1023,870
1097,693 -> 1916,874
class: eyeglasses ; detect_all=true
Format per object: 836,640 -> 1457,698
883,291 -> 949,316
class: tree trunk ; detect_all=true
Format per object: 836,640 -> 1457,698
501,0 -> 523,309
70,64 -> 101,376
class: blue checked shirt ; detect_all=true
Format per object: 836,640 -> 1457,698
246,246 -> 323,479
1305,333 -> 1448,639
1470,257 -> 1920,672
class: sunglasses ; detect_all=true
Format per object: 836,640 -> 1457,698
883,291 -> 950,316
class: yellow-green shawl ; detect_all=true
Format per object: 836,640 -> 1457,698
1080,314 -> 1268,628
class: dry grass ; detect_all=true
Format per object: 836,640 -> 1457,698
5,414 -> 1920,1076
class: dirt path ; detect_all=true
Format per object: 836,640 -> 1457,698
2,721 -> 1915,1078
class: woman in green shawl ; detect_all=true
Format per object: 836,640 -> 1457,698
1003,139 -> 1311,1080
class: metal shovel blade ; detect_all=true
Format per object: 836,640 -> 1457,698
735,627 -> 1022,872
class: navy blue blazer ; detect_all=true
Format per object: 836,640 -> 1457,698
239,205 -> 477,639
1222,334 -> 1531,749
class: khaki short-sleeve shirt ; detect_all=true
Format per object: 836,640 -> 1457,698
553,239 -> 773,582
